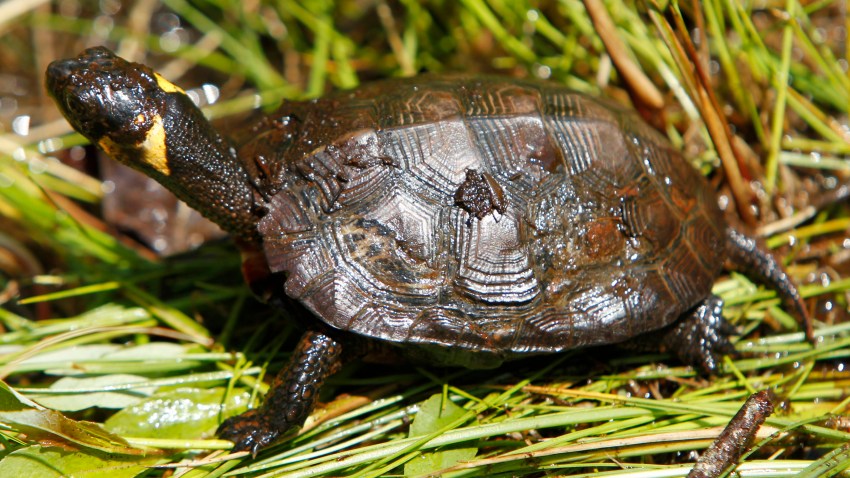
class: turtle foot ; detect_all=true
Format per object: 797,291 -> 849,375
217,409 -> 280,456
662,295 -> 738,373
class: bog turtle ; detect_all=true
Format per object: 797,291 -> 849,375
46,47 -> 811,455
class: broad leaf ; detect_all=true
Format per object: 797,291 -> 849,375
404,394 -> 477,476
105,387 -> 251,439
30,374 -> 155,411
0,445 -> 160,477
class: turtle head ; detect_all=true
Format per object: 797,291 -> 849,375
46,47 -> 175,155
47,47 -> 259,240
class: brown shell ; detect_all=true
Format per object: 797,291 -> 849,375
238,76 -> 727,367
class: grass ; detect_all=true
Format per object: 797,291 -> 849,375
1,0 -> 849,476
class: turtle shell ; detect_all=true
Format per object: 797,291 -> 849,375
239,76 -> 727,367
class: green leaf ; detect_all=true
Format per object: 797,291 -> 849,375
104,387 -> 251,440
30,345 -> 122,375
0,380 -> 41,411
0,409 -> 140,454
29,374 -> 155,411
0,445 -> 161,478
1,380 -> 143,455
102,342 -> 189,360
0,382 -> 137,454
404,394 -> 477,476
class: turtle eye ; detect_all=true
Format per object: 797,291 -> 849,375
64,94 -> 88,119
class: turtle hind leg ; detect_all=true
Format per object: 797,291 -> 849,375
659,295 -> 738,373
725,228 -> 814,341
217,331 -> 343,456
626,295 -> 736,373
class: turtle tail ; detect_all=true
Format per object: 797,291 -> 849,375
725,228 -> 814,341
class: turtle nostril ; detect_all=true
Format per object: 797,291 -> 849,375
46,60 -> 82,96
47,60 -> 75,80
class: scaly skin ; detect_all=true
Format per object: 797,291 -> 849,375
217,331 -> 343,455
725,228 -> 814,341
659,295 -> 737,373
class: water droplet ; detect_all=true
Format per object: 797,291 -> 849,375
29,158 -> 48,175
38,137 -> 63,154
12,115 -> 30,136
188,233 -> 205,248
101,180 -> 115,194
70,145 -> 87,161
155,12 -> 181,31
534,64 -> 551,79
93,15 -> 114,37
159,30 -> 182,52
151,207 -> 168,222
202,84 -> 220,104
691,27 -> 702,46
709,60 -> 720,75
186,89 -> 201,106
153,237 -> 168,252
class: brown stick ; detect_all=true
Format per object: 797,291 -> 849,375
687,390 -> 774,478
583,0 -> 664,110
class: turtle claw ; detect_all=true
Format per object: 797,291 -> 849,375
217,410 -> 280,456
662,295 -> 738,374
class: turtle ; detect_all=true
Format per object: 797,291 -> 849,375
46,47 -> 811,455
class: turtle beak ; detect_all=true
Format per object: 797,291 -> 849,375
46,60 -> 70,80
46,47 -> 118,101
45,59 -> 73,95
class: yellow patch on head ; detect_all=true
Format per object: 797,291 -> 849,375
154,73 -> 185,94
97,136 -> 123,162
97,114 -> 171,176
138,114 -> 171,175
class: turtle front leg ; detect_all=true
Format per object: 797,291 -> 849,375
218,331 -> 343,455
659,295 -> 738,373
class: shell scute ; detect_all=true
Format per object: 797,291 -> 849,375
393,121 -> 483,198
376,84 -> 464,127
454,210 -> 539,304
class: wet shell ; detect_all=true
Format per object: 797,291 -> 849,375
241,76 -> 727,367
